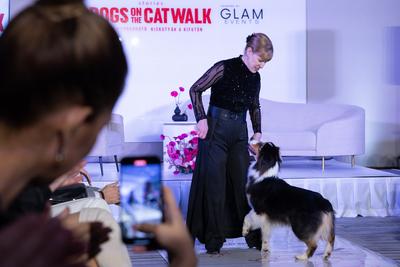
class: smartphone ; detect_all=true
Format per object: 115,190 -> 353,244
119,156 -> 163,248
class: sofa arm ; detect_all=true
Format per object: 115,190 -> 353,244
316,110 -> 365,156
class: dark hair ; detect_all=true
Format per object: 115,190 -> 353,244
0,0 -> 127,128
245,33 -> 273,62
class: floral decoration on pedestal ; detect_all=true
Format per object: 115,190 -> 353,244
161,130 -> 199,175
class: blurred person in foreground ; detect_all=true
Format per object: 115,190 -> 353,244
0,0 -> 196,266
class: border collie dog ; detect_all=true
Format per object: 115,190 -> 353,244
242,142 -> 335,260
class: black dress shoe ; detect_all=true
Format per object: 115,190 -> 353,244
244,229 -> 262,250
206,249 -> 220,255
205,238 -> 222,254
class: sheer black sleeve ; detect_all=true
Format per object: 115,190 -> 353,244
189,61 -> 224,122
249,77 -> 262,133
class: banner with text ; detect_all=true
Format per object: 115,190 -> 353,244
84,0 -> 307,142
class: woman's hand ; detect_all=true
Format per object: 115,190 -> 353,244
134,187 -> 197,267
251,132 -> 262,142
197,119 -> 208,139
101,182 -> 120,204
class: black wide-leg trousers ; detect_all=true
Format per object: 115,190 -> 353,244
186,108 -> 250,251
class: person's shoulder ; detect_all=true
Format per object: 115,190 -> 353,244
212,56 -> 239,69
212,60 -> 225,67
222,56 -> 240,65
210,59 -> 227,71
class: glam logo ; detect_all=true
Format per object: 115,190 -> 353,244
219,7 -> 263,24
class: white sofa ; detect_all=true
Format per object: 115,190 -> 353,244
255,99 -> 365,161
186,97 -> 365,169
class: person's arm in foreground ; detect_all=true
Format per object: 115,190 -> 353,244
0,211 -> 86,267
135,187 -> 197,267
100,182 -> 120,204
49,161 -> 87,192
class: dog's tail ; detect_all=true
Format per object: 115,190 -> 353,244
321,211 -> 335,259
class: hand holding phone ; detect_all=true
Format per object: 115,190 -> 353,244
134,187 -> 197,266
119,156 -> 163,248
119,156 -> 197,266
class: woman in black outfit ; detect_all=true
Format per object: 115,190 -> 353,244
187,33 -> 273,253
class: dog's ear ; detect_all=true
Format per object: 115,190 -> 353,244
249,140 -> 263,158
268,142 -> 282,165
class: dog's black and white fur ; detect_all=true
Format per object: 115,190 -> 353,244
242,141 -> 335,260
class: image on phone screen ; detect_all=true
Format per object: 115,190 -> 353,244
119,157 -> 162,245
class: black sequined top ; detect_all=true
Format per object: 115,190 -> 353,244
189,56 -> 262,133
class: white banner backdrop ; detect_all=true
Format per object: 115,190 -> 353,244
12,0 -> 306,142
86,0 -> 307,142
0,0 -> 9,34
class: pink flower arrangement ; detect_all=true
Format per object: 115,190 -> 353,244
161,130 -> 199,175
170,87 -> 193,114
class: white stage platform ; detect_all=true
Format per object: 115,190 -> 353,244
87,158 -> 400,218
88,159 -> 400,266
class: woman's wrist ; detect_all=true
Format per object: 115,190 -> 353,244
252,132 -> 262,141
168,235 -> 197,267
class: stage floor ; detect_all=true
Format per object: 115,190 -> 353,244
86,159 -> 400,266
86,158 -> 399,182
88,158 -> 400,217
277,158 -> 399,179
190,227 -> 398,267
127,217 -> 400,267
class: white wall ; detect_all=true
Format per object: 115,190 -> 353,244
0,0 -> 9,33
9,0 -> 30,17
307,0 -> 400,167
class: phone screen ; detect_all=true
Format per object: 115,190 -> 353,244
119,157 -> 163,245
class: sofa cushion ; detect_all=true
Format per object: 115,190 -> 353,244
264,131 -> 316,151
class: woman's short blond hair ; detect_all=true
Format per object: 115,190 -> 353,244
245,33 -> 273,62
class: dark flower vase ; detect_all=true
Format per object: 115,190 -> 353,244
172,105 -> 188,122
178,166 -> 193,174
